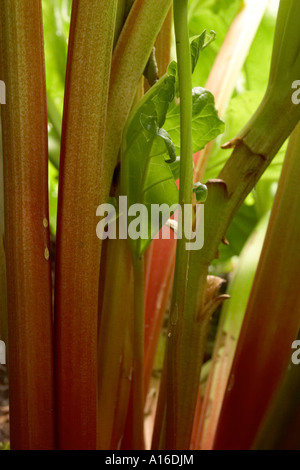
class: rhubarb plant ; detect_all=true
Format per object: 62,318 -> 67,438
1,0 -> 300,452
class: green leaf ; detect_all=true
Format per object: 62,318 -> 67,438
190,32 -> 207,73
121,73 -> 179,258
151,128 -> 177,163
121,53 -> 224,258
164,87 -> 225,157
191,30 -> 217,73
168,30 -> 216,95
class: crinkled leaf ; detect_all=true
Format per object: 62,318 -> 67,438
150,128 -> 177,162
191,30 -> 217,72
190,31 -> 207,72
164,86 -> 225,160
168,30 -> 216,95
121,53 -> 224,258
121,73 -> 179,258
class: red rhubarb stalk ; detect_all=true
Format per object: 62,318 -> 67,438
0,0 -> 54,449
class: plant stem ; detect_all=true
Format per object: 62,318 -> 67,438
156,0 -> 300,449
0,0 -> 54,449
54,0 -> 118,450
148,3 -> 265,442
164,0 -> 194,449
131,256 -> 146,449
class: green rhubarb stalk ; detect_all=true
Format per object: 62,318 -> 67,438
54,0 -> 118,450
164,0 -> 194,449
156,0 -> 300,450
0,0 -> 54,449
234,0 -> 300,158
151,3 -> 266,445
115,4 -> 174,448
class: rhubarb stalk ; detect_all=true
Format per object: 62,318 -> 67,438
54,0 -> 118,449
0,0 -> 54,449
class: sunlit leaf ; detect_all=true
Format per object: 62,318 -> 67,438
164,87 -> 225,156
121,73 -> 179,257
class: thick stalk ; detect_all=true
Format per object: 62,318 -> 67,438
100,0 -> 172,228
268,0 -> 300,85
54,0 -> 117,449
156,0 -> 300,449
165,0 -> 194,449
147,2 -> 265,435
0,0 -> 54,449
